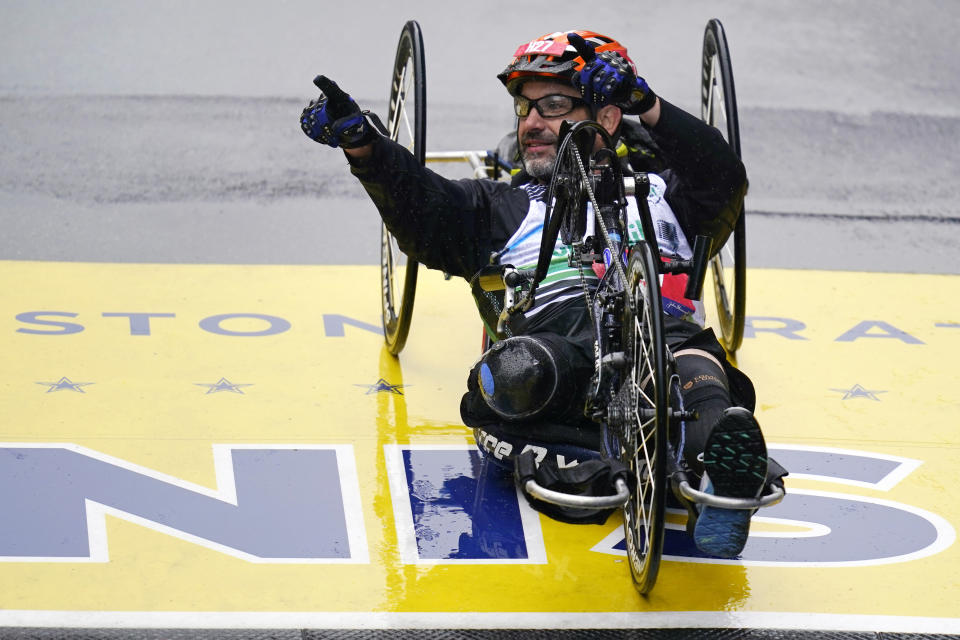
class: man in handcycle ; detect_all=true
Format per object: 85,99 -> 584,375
301,30 -> 786,558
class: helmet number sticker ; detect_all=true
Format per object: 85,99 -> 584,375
515,40 -> 568,57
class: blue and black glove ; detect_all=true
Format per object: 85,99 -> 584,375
301,75 -> 379,149
568,33 -> 657,115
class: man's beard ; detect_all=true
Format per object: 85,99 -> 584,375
520,135 -> 558,180
522,151 -> 556,180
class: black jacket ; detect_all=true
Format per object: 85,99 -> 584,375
347,98 -> 746,340
348,98 -> 746,281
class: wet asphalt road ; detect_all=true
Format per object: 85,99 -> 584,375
1,0 -> 957,272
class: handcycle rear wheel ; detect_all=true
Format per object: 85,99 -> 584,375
620,243 -> 668,595
381,20 -> 426,355
701,18 -> 746,354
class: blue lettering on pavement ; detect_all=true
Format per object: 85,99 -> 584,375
0,445 -> 363,562
0,443 -> 952,566
660,446 -> 951,565
199,313 -> 291,336
834,320 -> 924,344
322,314 -> 383,337
15,312 -> 85,335
743,316 -> 808,341
102,312 -> 176,336
10,312 -> 951,344
396,447 -> 532,562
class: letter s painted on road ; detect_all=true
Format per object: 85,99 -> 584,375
660,445 -> 956,566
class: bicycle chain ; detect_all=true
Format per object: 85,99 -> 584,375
567,143 -> 633,424
569,144 -> 630,297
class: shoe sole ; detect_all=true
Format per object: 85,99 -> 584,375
693,410 -> 768,558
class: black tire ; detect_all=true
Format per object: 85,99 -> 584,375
381,20 -> 426,355
701,18 -> 746,354
620,243 -> 668,595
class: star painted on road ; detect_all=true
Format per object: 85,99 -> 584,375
830,384 -> 886,401
36,377 -> 94,393
194,377 -> 253,394
354,378 -> 407,395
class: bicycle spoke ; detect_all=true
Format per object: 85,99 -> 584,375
400,64 -> 416,149
712,262 -> 732,316
389,65 -> 406,137
706,58 -> 717,121
383,236 -> 396,311
709,57 -> 729,131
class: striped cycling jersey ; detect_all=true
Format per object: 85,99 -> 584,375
498,174 -> 705,326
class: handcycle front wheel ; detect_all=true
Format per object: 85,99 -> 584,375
619,242 -> 669,595
381,20 -> 426,355
701,18 -> 746,354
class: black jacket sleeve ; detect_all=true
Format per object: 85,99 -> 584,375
647,99 -> 748,250
347,137 -> 529,279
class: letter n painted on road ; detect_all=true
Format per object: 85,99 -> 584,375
323,314 -> 383,337
0,444 -> 368,563
384,444 -> 546,564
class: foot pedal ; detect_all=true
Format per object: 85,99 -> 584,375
692,408 -> 768,557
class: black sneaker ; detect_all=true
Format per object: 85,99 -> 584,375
692,407 -> 768,558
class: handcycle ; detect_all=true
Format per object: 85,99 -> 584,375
377,19 -> 778,595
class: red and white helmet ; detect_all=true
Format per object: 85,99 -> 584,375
498,30 -> 635,94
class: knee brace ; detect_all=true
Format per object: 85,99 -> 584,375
477,335 -> 564,421
676,349 -> 731,408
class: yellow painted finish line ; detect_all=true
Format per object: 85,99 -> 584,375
0,261 -> 958,623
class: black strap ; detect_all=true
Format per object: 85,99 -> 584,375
514,450 -> 633,525
363,110 -> 389,136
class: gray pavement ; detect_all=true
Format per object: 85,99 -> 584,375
0,1 -> 958,270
